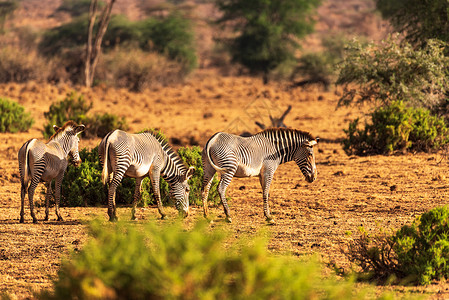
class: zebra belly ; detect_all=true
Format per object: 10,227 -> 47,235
125,163 -> 151,178
234,164 -> 261,177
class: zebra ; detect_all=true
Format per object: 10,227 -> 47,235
18,121 -> 85,223
201,128 -> 319,223
99,130 -> 195,221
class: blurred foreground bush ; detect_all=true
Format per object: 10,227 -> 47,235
343,101 -> 449,155
43,92 -> 128,139
347,206 -> 449,285
0,98 -> 34,133
37,220 -> 389,300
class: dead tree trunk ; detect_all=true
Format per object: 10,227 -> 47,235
85,0 -> 115,87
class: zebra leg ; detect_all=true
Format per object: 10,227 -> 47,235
150,170 -> 166,220
27,177 -> 41,224
55,173 -> 65,221
218,171 -> 235,223
44,182 -> 52,221
107,167 -> 127,222
201,164 -> 216,219
259,169 -> 275,224
20,181 -> 27,223
131,177 -> 143,220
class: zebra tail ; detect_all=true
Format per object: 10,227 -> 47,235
205,133 -> 226,172
22,140 -> 33,185
101,133 -> 113,185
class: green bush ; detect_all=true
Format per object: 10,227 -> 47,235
0,98 -> 34,133
343,101 -> 449,155
177,146 -> 221,206
37,220 -> 388,300
43,92 -> 128,139
347,206 -> 449,285
59,146 -> 136,207
39,13 -> 197,74
43,92 -> 91,138
337,36 -> 449,110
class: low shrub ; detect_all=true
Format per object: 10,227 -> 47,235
43,92 -> 91,138
99,48 -> 184,91
37,220 -> 387,300
343,101 -> 449,155
177,146 -> 221,206
347,206 -> 449,285
43,92 -> 128,139
0,47 -> 49,83
0,98 -> 34,133
59,147 -> 136,207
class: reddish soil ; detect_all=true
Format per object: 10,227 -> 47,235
1,74 -> 449,299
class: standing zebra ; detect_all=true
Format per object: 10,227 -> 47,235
99,130 -> 194,221
202,128 -> 319,223
18,121 -> 85,223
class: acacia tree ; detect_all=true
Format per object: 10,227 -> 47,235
85,0 -> 115,87
216,0 -> 320,84
376,0 -> 449,46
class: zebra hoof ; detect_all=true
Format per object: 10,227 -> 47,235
32,219 -> 38,224
109,216 -> 118,222
57,216 -> 64,222
266,218 -> 275,225
44,217 -> 49,222
225,217 -> 232,223
160,215 -> 167,220
19,217 -> 24,223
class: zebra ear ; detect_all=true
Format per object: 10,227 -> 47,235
53,125 -> 60,132
75,125 -> 86,135
185,166 -> 195,180
302,139 -> 318,147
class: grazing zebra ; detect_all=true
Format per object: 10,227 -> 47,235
18,121 -> 85,223
99,130 -> 194,221
202,128 -> 319,223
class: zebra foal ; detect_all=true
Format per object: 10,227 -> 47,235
202,128 -> 319,223
18,121 -> 85,223
99,130 -> 194,221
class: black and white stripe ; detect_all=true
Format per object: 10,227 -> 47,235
201,128 -> 319,223
18,121 -> 85,223
99,130 -> 194,221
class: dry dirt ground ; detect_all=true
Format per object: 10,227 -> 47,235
1,73 -> 449,298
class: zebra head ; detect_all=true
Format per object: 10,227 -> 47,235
294,138 -> 319,183
53,122 -> 85,167
171,166 -> 195,217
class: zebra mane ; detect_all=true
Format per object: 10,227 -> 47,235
48,120 -> 78,142
257,128 -> 315,141
144,130 -> 188,173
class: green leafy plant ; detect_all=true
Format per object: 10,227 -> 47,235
37,220 -> 389,300
43,92 -> 128,139
177,146 -> 221,206
347,206 -> 449,285
216,0 -> 320,83
39,13 -> 196,74
0,98 -> 34,133
343,101 -> 449,155
43,92 -> 91,138
337,36 -> 449,110
58,146 -> 136,207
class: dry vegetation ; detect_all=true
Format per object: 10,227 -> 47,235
0,0 -> 448,299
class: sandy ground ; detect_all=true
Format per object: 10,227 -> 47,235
1,74 -> 449,298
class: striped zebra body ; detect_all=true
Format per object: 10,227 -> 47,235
99,130 -> 194,221
18,121 -> 85,223
202,128 -> 319,223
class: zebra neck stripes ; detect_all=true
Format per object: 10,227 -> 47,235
257,128 -> 315,164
